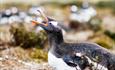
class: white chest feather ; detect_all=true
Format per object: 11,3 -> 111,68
48,51 -> 108,70
48,51 -> 78,70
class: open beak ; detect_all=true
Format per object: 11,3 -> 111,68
31,10 -> 48,27
31,20 -> 48,27
31,20 -> 40,26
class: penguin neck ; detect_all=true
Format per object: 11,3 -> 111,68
47,30 -> 64,47
47,30 -> 64,57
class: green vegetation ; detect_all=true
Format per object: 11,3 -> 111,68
30,48 -> 48,62
90,32 -> 115,49
104,30 -> 115,41
10,23 -> 47,49
96,1 -> 115,8
96,1 -> 115,14
9,23 -> 48,63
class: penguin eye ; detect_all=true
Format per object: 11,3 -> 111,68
49,21 -> 58,27
49,22 -> 53,26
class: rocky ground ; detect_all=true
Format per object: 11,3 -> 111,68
0,46 -> 52,70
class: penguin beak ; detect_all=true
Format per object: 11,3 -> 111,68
31,20 -> 40,26
31,20 -> 48,27
31,9 -> 49,27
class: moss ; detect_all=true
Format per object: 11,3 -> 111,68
90,32 -> 115,49
104,30 -> 115,41
10,24 -> 47,49
96,40 -> 112,49
96,1 -> 115,8
30,48 -> 48,63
